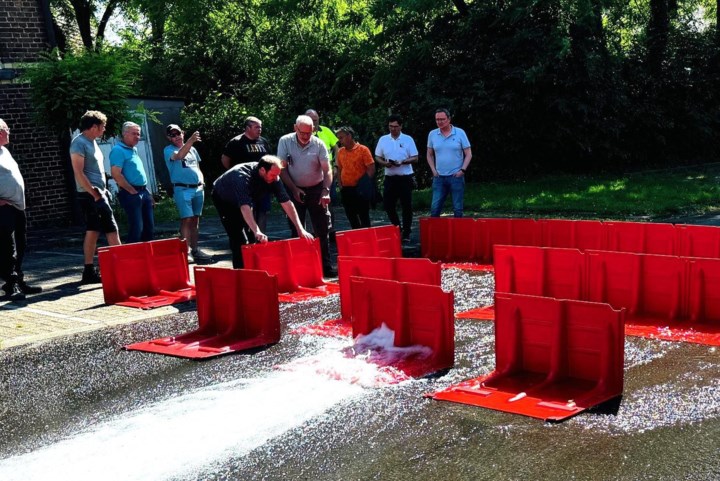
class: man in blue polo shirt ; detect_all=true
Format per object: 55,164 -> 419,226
426,108 -> 472,217
110,121 -> 155,243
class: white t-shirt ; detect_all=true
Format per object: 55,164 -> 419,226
374,133 -> 418,176
0,146 -> 26,211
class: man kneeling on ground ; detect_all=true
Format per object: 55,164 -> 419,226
211,155 -> 313,269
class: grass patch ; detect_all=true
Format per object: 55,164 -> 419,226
413,165 -> 720,219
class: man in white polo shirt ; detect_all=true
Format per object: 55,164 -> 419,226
375,114 -> 418,242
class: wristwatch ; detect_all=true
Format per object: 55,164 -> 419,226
460,168 -> 467,173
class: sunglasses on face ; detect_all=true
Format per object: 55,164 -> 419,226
169,132 -> 182,138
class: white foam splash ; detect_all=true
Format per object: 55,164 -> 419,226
0,373 -> 364,481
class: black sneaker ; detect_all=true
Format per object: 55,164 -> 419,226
323,266 -> 338,278
19,281 -> 42,295
3,282 -> 26,301
81,268 -> 102,285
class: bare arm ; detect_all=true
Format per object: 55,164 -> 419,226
426,147 -> 438,177
375,155 -> 395,168
280,168 -> 304,203
454,147 -> 472,178
402,154 -> 418,165
281,200 -> 313,242
366,163 -> 375,177
240,204 -> 267,243
172,132 -> 200,161
111,166 -> 138,194
71,153 -> 102,201
221,154 -> 233,170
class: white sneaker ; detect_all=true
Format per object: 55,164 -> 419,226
187,252 -> 195,264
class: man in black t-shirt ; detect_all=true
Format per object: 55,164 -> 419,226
221,116 -> 272,168
221,116 -> 273,231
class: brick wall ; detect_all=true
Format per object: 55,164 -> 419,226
1,0 -> 73,227
0,0 -> 50,63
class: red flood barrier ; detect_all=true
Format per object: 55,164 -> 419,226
125,267 -> 280,359
293,256 -> 442,338
420,217 -> 479,262
605,221 -> 677,256
431,293 -> 625,422
539,219 -> 606,251
350,276 -> 454,376
335,225 -> 402,258
98,238 -> 195,309
242,237 -> 339,302
677,224 -> 720,259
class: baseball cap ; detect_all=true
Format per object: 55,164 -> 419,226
166,124 -> 182,135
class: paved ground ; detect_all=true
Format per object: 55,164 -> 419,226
2,208 -> 717,351
0,206 -> 412,350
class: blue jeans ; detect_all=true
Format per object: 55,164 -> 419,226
430,175 -> 465,217
118,188 -> 155,243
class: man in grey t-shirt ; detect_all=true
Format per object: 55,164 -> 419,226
277,115 -> 335,277
69,110 -> 121,284
0,119 -> 42,300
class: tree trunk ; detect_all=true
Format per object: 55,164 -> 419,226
95,0 -> 120,50
647,0 -> 669,75
68,0 -> 94,50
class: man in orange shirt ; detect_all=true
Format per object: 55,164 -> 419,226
335,126 -> 375,229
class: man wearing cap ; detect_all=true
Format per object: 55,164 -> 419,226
375,114 -> 418,241
164,124 -> 213,263
427,108 -> 472,218
277,115 -> 335,277
110,121 -> 155,243
212,155 -> 313,269
221,116 -> 273,232
0,118 -> 42,300
70,110 -> 121,284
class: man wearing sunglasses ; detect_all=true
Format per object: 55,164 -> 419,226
164,124 -> 214,264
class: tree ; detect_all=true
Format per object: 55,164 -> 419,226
51,0 -> 122,50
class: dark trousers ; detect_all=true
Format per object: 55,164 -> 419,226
287,183 -> 332,270
212,191 -> 254,269
0,205 -> 27,283
341,186 -> 371,229
383,175 -> 414,237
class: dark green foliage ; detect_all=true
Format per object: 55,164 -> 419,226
22,49 -> 139,137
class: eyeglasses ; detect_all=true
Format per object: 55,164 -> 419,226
0,127 -> 9,134
169,132 -> 182,138
297,129 -> 313,136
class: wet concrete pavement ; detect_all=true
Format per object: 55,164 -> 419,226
2,211 -> 720,480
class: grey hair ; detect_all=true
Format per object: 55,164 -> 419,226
295,115 -> 314,128
122,121 -> 141,135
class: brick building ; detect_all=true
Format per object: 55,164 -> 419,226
0,0 -> 74,227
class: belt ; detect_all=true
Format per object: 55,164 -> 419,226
173,183 -> 203,188
131,185 -> 147,191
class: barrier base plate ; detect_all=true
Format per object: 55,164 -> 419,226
291,318 -> 353,337
116,290 -> 196,309
125,331 -> 277,359
441,263 -> 494,273
456,305 -> 495,320
278,282 -> 340,303
429,373 -> 613,422
626,318 -> 720,346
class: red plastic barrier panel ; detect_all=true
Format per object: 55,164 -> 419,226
677,224 -> 720,259
605,221 -> 677,256
98,238 -> 195,309
419,217 -> 479,262
477,218 -> 541,263
336,225 -> 402,258
494,245 -> 585,300
585,250 -> 684,320
540,219 -> 606,251
338,255 -> 442,322
350,277 -> 454,376
125,267 -> 280,359
431,293 -> 624,421
625,257 -> 720,345
242,237 -> 339,302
